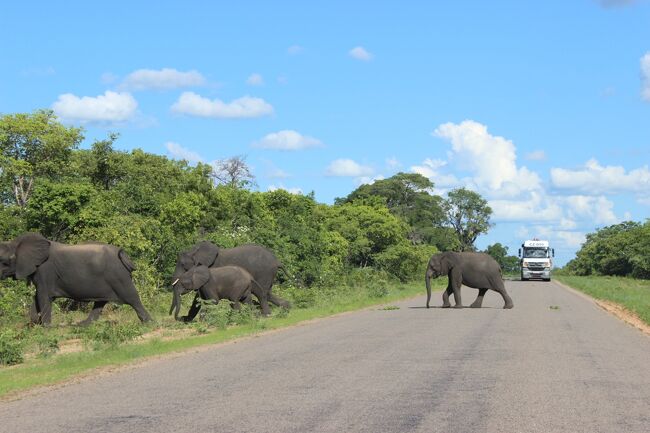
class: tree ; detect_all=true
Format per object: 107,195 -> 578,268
443,187 -> 492,252
211,155 -> 255,188
337,172 -> 447,246
90,133 -> 125,190
484,243 -> 519,273
0,110 -> 84,207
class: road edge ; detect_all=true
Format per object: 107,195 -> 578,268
554,279 -> 650,337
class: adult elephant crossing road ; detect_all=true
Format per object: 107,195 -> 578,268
1,280 -> 649,433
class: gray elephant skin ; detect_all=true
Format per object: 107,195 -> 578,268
0,232 -> 152,325
171,241 -> 290,316
170,265 -> 261,322
425,251 -> 514,309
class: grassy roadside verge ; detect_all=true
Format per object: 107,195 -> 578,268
0,279 -> 443,399
555,275 -> 650,325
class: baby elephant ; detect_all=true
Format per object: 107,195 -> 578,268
169,265 -> 260,322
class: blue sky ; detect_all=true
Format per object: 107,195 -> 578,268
2,0 -> 649,265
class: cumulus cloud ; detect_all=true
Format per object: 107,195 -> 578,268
349,46 -> 373,61
268,184 -> 303,195
525,150 -> 547,161
171,92 -> 274,119
433,120 -> 541,196
247,73 -> 264,86
165,142 -> 203,164
357,175 -> 385,186
253,130 -> 322,150
120,68 -> 206,91
52,91 -> 138,124
550,158 -> 650,194
410,158 -> 459,191
642,52 -> 650,101
561,195 -> 619,225
326,159 -> 373,177
489,192 -> 564,223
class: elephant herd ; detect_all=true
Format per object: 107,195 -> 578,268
0,233 -> 513,326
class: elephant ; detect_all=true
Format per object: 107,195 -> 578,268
170,265 -> 261,322
0,232 -> 152,325
171,241 -> 290,316
425,251 -> 514,309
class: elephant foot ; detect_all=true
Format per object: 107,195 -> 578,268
469,303 -> 482,308
441,304 -> 451,308
503,304 -> 514,309
453,305 -> 464,309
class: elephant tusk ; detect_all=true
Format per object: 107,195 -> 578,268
171,278 -> 179,286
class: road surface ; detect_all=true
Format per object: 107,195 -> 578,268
1,280 -> 649,433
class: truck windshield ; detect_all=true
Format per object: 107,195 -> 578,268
524,248 -> 548,258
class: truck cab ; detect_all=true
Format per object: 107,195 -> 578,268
519,239 -> 554,281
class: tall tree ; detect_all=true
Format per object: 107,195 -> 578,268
337,172 -> 447,246
444,187 -> 492,251
211,155 -> 255,188
0,110 -> 83,207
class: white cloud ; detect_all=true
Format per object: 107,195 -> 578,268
268,168 -> 290,179
247,73 -> 264,86
253,130 -> 322,150
120,68 -> 206,91
641,52 -> 650,101
165,142 -> 203,164
171,92 -> 274,119
561,195 -> 619,225
386,157 -> 401,169
326,159 -> 373,177
489,192 -> 564,223
52,91 -> 138,124
550,158 -> 650,194
287,45 -> 303,55
268,184 -> 303,195
357,175 -> 385,186
349,46 -> 373,61
525,150 -> 546,161
410,158 -> 459,190
434,120 -> 541,196
555,231 -> 586,249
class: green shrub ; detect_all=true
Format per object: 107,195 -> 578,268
198,301 -> 259,328
34,331 -> 59,358
80,321 -> 144,350
0,330 -> 24,365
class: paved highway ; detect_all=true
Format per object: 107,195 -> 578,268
1,280 -> 649,433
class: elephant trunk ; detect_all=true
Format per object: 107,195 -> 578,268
425,269 -> 432,309
169,279 -> 182,320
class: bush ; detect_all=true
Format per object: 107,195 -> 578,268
79,321 -> 144,350
374,243 -> 437,282
0,330 -> 24,365
198,301 -> 259,328
33,330 -> 59,358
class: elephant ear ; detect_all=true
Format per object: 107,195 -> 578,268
15,233 -> 50,279
180,265 -> 211,291
440,252 -> 457,275
192,241 -> 219,267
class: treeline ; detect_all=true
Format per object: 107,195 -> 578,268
565,220 -> 650,279
0,110 -> 496,300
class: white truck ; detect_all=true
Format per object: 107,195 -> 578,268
518,239 -> 554,281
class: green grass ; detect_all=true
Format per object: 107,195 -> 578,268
0,278 -> 444,398
556,275 -> 650,324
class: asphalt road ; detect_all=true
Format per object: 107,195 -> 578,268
1,280 -> 649,433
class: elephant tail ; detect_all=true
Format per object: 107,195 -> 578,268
118,249 -> 137,274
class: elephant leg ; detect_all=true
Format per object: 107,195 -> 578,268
250,283 -> 271,316
29,296 -> 41,325
78,301 -> 108,326
182,293 -> 203,323
498,288 -> 514,309
470,289 -> 488,308
243,293 -> 253,305
450,269 -> 463,308
268,292 -> 290,308
230,301 -> 241,311
441,284 -> 453,308
113,279 -> 152,323
36,293 -> 53,326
